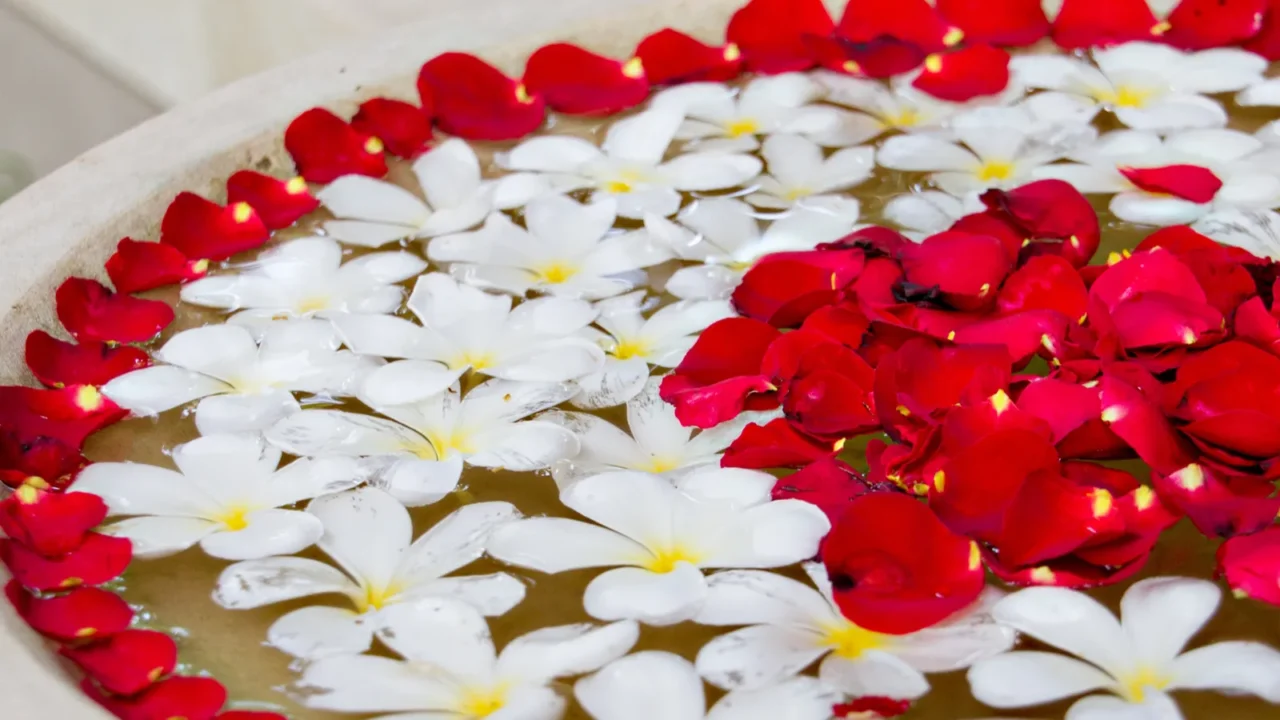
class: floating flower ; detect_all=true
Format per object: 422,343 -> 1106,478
962,179 -> 1102,268
316,138 -> 494,247
488,469 -> 830,625
816,72 -> 1007,140
417,52 -> 546,141
577,651 -> 839,720
496,107 -> 762,219
71,433 -> 360,560
523,43 -> 651,115
214,487 -> 524,659
266,380 -> 578,506
968,578 -> 1280,716
1010,42 -> 1266,131
294,597 -> 639,718
179,237 -> 426,320
284,107 -> 386,183
428,195 -> 673,299
882,191 -> 983,241
694,564 -> 1014,699
633,29 -> 743,86
743,133 -> 876,211
102,322 -> 378,435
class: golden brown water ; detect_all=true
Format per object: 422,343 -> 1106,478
76,88 -> 1280,719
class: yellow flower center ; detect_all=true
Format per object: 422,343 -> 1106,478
724,118 -> 760,138
643,456 -> 681,473
533,262 -> 579,284
976,160 -> 1016,182
450,351 -> 496,371
885,108 -> 920,128
295,296 -> 331,315
457,684 -> 509,717
1117,666 -> 1172,703
215,506 -> 252,531
1095,85 -> 1154,109
782,186 -> 813,201
354,582 -> 402,612
643,546 -> 702,573
822,620 -> 886,659
604,180 -> 634,194
612,338 -> 651,360
423,431 -> 476,460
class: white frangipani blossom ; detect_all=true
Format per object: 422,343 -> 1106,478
648,196 -> 861,301
1193,208 -> 1280,260
571,293 -> 734,409
214,487 -> 525,659
815,71 -> 1020,139
178,237 -> 425,320
487,469 -> 830,626
294,597 -> 639,719
546,377 -> 769,488
266,380 -> 578,506
429,195 -> 673,299
1010,42 -> 1266,131
317,138 -> 494,247
968,577 -> 1280,719
102,322 -> 378,435
882,190 -> 984,241
743,133 -> 876,211
332,272 -> 605,403
494,106 -> 763,218
72,434 -> 359,560
694,564 -> 1015,700
576,651 -> 840,720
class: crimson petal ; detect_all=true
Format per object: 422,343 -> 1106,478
1218,526 -> 1280,606
935,0 -> 1050,45
0,482 -> 107,556
726,0 -> 834,73
225,171 -> 320,231
1051,0 -> 1163,49
83,675 -> 228,720
350,97 -> 433,158
5,581 -> 133,641
1098,374 -> 1197,475
56,278 -> 173,344
523,44 -> 651,116
837,0 -> 959,52
911,45 -> 1012,102
979,180 -> 1101,267
634,29 -> 744,85
283,108 -> 387,183
25,330 -> 149,389
0,386 -> 123,450
1163,0 -> 1267,49
1119,165 -> 1223,203
418,53 -> 546,140
661,317 -> 781,428
160,192 -> 268,262
63,630 -> 178,696
733,249 -> 866,327
105,238 -> 208,294
771,457 -> 873,524
0,532 -> 132,591
722,417 -> 838,469
899,231 -> 1011,311
0,432 -> 86,490
1244,0 -> 1280,58
1155,464 -> 1280,538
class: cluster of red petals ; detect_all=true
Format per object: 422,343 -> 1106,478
524,44 -> 652,115
284,107 -> 387,182
350,97 -> 433,158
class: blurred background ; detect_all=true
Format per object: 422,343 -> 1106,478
0,0 -> 447,202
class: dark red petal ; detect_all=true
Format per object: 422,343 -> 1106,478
1244,0 -> 1280,58
1235,296 -> 1280,356
997,255 -> 1089,319
722,418 -> 837,469
1098,374 -> 1198,475
935,0 -> 1050,45
0,533 -> 131,591
771,457 -> 873,524
899,231 -> 1012,310
0,482 -> 107,556
911,45 -> 1012,102
980,180 -> 1101,268
1119,165 -> 1223,203
0,386 -> 124,450
726,0 -> 834,73
634,29 -> 744,85
349,98 -> 433,159
931,425 -> 1061,537
990,468 -> 1126,568
833,698 -> 913,718
63,630 -> 178,696
418,53 -> 546,140
1138,226 -> 1260,316
1155,463 -> 1280,538
160,192 -> 269,262
983,546 -> 1150,588
284,108 -> 387,183
1017,378 -> 1128,458
225,170 -> 320,231
523,44 -> 651,116
732,249 -> 866,327
811,36 -> 932,79
1051,0 -> 1163,49
661,317 -> 782,428
837,0 -> 958,51
25,330 -> 149,389
0,432 -> 86,489
873,338 -> 1012,444
56,278 -> 174,344
953,310 -> 1070,369
1090,248 -> 1208,310
800,302 -> 871,349
5,580 -> 132,641
1109,292 -> 1225,350
1218,526 -> 1280,606
84,675 -> 227,720
105,238 -> 208,294
1163,0 -> 1267,50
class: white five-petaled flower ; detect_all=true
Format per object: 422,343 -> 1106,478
694,564 -> 1015,700
743,133 -> 876,211
102,321 -> 379,435
570,293 -> 734,408
882,190 -> 984,241
495,106 -> 763,219
429,195 -> 673,300
648,195 -> 862,301
1010,42 -> 1266,131
178,237 -> 426,320
213,487 -> 525,659
545,377 -> 768,487
265,380 -> 579,506
486,468 -> 830,626
317,138 -> 494,247
815,70 -> 1020,140
576,651 -> 839,720
332,272 -> 605,403
294,597 -> 640,719
71,433 -> 359,560
967,577 -> 1280,719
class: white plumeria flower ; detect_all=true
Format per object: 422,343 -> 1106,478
1192,208 -> 1280,260
178,237 -> 425,321
429,195 -> 673,300
102,322 -> 378,435
1239,76 -> 1280,107
545,377 -> 769,488
576,651 -> 839,720
71,433 -> 359,560
743,133 -> 876,211
570,293 -> 734,408
317,138 -> 494,247
213,487 -> 524,659
882,190 -> 984,241
296,597 -> 638,719
694,564 -> 1015,700
266,380 -> 579,506
1010,42 -> 1266,131
815,71 -> 1021,139
648,196 -> 862,301
495,106 -> 763,219
652,74 -> 853,153
968,577 -> 1280,718
487,468 -> 830,626
1034,129 -> 1280,226
332,272 -> 605,402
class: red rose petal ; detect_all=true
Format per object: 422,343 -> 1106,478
723,417 -> 838,469
1244,0 -> 1280,58
952,309 -> 1071,369
899,231 -> 1013,310
0,532 -> 131,591
105,238 -> 208,294
217,713 -> 289,720
991,467 -> 1127,568
1163,0 -> 1267,50
1119,165 -> 1223,203
63,630 -> 178,696
911,45 -> 1012,102
0,481 -> 107,556
160,192 -> 269,262
661,317 -> 781,428
1017,377 -> 1128,457
1050,0 -> 1164,49
997,255 -> 1089,319
979,179 -> 1101,267
1137,225 -> 1260,316
771,457 -> 874,524
417,53 -> 546,141
0,386 -> 123,451
634,29 -> 744,85
984,546 -> 1150,588
0,432 -> 86,490
726,0 -> 834,73
1235,296 -> 1280,356
55,278 -> 174,344
5,580 -> 133,642
84,675 -> 227,720
774,335 -> 879,439
225,170 -> 320,230
284,107 -> 387,183
1098,374 -> 1198,475
25,330 -> 149,389
523,44 -> 651,116
1090,248 -> 1209,309
833,698 -> 913,718
733,249 -> 866,327
936,0 -> 1050,46
1155,463 -> 1280,538
350,97 -> 433,159
837,0 -> 958,52
1218,526 -> 1280,606
874,338 -> 1012,445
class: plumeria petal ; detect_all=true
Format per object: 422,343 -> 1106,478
583,563 -> 709,625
